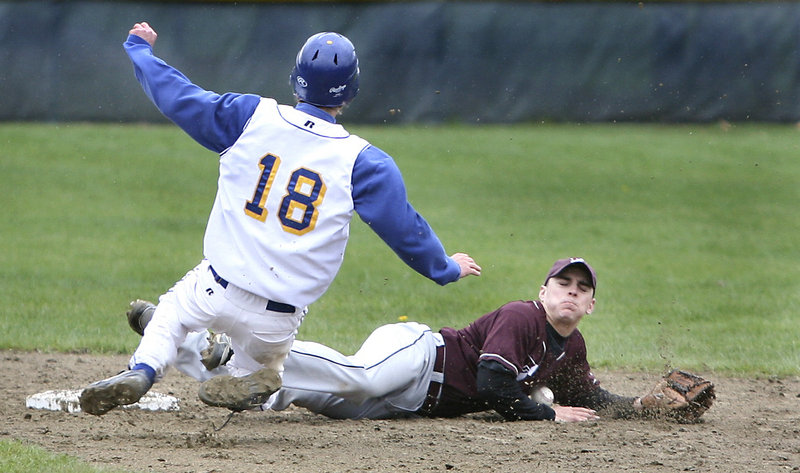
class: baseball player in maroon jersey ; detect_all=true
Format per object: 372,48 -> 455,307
130,257 -> 648,421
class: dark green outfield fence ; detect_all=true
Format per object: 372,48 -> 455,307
2,1 -> 800,124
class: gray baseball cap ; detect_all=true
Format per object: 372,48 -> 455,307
544,257 -> 597,291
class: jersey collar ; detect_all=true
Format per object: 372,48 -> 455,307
295,102 -> 337,124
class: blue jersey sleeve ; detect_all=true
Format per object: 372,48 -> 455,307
123,35 -> 260,153
351,145 -> 461,285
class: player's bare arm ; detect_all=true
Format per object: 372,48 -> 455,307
451,252 -> 481,279
129,21 -> 157,47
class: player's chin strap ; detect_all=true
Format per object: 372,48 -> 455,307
212,410 -> 238,431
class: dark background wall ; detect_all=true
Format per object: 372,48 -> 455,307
2,1 -> 800,124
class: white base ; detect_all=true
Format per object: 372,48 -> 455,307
26,389 -> 180,413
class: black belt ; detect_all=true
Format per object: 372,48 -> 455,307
208,265 -> 296,314
418,344 -> 445,415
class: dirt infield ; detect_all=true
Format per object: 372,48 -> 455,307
3,350 -> 799,473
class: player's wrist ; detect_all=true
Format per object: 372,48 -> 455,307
633,397 -> 643,411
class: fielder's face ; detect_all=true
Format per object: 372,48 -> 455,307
539,266 -> 596,335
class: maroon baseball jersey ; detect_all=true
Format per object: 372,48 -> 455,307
433,300 -> 603,417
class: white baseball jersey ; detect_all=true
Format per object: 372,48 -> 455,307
204,98 -> 368,308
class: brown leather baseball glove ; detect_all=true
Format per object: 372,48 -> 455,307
638,369 -> 716,422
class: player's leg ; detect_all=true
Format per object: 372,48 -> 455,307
127,262 -> 225,377
266,387 -> 415,420
265,388 -> 364,419
195,274 -> 306,411
351,322 -> 435,396
126,299 -> 431,406
80,263 -> 210,415
118,259 -> 299,412
126,299 -> 230,381
119,299 -> 437,416
124,306 -> 397,415
175,331 -> 230,381
278,322 -> 435,406
124,304 -> 400,416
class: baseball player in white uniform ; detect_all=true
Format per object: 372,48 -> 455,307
79,22 -> 481,416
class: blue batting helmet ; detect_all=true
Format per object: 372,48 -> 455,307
290,32 -> 359,107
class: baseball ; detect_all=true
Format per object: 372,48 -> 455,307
531,386 -> 554,406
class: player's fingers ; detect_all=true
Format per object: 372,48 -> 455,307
129,22 -> 157,47
130,22 -> 154,32
451,253 -> 480,267
458,265 -> 479,279
452,253 -> 481,278
574,407 -> 599,419
466,257 -> 482,274
555,406 -> 599,423
130,23 -> 147,35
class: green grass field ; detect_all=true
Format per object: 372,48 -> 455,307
1,121 -> 799,473
1,122 -> 798,374
0,440 -> 129,473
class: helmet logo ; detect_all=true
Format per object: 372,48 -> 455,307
329,84 -> 347,96
296,76 -> 308,88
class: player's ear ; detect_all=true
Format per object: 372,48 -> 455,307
538,285 -> 547,300
585,298 -> 596,315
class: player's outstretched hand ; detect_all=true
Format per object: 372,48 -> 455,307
451,253 -> 481,279
129,21 -> 157,47
553,405 -> 600,423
